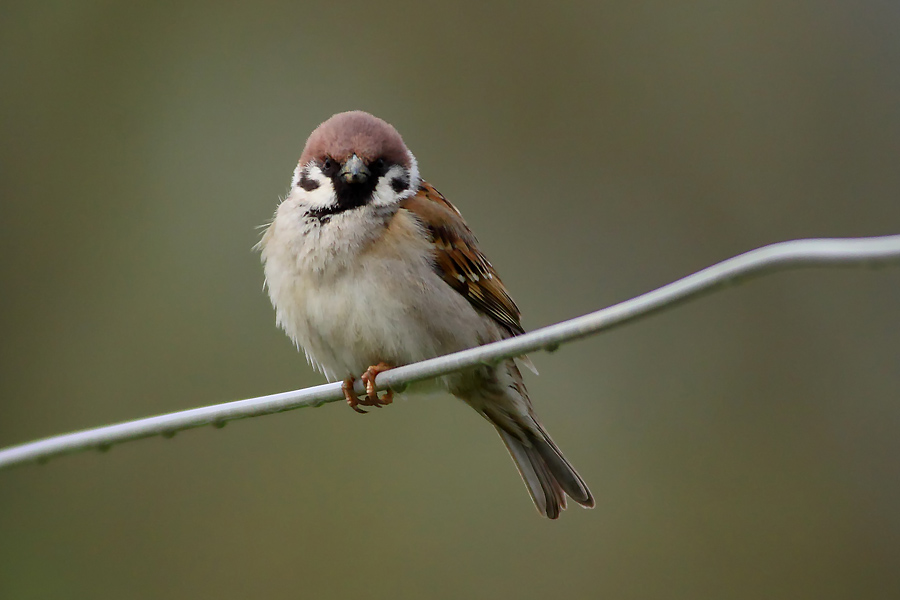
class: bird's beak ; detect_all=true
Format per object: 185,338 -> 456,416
339,154 -> 370,185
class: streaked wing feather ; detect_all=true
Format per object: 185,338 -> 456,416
399,182 -> 524,336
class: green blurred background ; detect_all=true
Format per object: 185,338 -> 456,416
2,1 -> 899,598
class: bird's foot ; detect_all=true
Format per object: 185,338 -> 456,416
342,363 -> 394,414
362,362 -> 394,406
342,377 -> 367,413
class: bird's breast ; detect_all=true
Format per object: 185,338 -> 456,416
262,205 -> 490,380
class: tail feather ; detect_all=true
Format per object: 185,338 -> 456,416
459,360 -> 593,518
496,423 -> 594,519
531,427 -> 594,507
497,429 -> 565,518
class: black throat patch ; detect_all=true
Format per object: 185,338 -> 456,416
305,160 -> 391,223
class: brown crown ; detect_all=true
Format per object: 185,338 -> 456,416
299,111 -> 411,167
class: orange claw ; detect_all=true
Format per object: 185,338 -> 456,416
360,362 -> 394,407
342,377 -> 368,414
342,363 -> 394,413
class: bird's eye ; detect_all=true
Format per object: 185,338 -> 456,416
321,157 -> 337,176
371,158 -> 386,173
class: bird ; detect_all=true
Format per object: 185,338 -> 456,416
259,110 -> 594,518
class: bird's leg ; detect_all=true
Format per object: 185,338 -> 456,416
359,362 -> 394,407
342,377 -> 368,414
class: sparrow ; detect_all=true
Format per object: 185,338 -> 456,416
259,110 -> 594,518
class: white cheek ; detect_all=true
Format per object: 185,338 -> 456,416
290,163 -> 336,210
290,163 -> 307,188
406,152 -> 421,192
371,160 -> 419,207
302,181 -> 338,209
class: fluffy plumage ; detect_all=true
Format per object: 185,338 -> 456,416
260,111 -> 594,518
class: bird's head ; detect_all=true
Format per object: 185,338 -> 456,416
290,111 -> 420,220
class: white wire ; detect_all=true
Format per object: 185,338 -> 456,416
1,234 -> 898,471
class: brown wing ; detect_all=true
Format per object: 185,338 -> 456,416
400,182 -> 525,336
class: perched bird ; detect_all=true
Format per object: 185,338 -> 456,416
259,111 -> 593,518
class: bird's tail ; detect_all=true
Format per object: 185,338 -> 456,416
494,418 -> 594,519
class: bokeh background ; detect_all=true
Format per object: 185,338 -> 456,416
2,1 -> 899,598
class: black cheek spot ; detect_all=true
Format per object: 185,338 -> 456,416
299,174 -> 320,191
391,175 -> 409,193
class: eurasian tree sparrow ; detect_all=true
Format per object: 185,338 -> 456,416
259,111 -> 594,518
